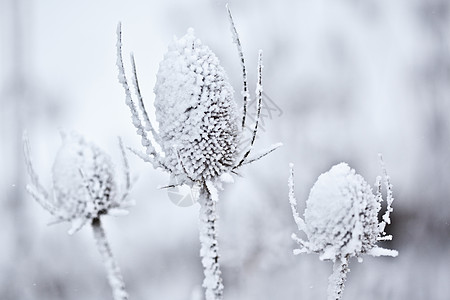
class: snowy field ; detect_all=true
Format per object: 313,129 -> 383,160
1,0 -> 449,299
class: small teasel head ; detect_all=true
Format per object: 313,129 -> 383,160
289,161 -> 398,262
24,131 -> 133,234
154,28 -> 239,184
304,163 -> 382,260
52,133 -> 117,219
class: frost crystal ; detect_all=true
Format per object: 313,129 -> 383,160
24,132 -> 133,234
154,29 -> 239,183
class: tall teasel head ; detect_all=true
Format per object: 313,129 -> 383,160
24,131 -> 133,234
117,7 -> 281,300
154,28 -> 239,183
289,159 -> 398,262
116,6 -> 281,189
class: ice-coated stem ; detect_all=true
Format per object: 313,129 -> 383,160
226,4 -> 250,130
116,23 -> 159,163
198,183 -> 224,300
327,256 -> 350,300
91,217 -> 129,300
130,53 -> 160,142
379,153 -> 394,225
288,163 -> 306,232
235,50 -> 264,169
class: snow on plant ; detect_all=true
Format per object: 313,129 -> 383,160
116,5 -> 281,300
23,131 -> 133,300
288,156 -> 398,300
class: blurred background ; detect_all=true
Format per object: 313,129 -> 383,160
1,0 -> 449,299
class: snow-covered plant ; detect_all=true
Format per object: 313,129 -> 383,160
23,131 -> 133,300
288,156 -> 397,300
116,5 -> 281,300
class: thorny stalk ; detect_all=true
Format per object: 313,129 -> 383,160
198,183 -> 224,300
226,4 -> 249,130
327,256 -> 350,300
91,217 -> 129,300
235,50 -> 264,169
116,23 -> 157,160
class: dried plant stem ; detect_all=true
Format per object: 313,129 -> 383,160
198,186 -> 224,300
327,256 -> 350,300
91,217 -> 129,300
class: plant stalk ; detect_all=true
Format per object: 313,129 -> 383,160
327,256 -> 350,300
198,186 -> 224,300
91,217 -> 129,300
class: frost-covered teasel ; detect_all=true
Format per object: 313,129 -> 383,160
153,28 -> 239,182
116,6 -> 280,300
24,131 -> 133,234
23,131 -> 132,300
288,157 -> 397,300
289,161 -> 397,260
116,9 -> 281,188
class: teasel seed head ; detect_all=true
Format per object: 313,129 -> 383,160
290,162 -> 398,262
154,29 -> 239,184
24,131 -> 133,234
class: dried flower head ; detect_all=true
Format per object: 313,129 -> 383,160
289,157 -> 397,300
116,9 -> 281,189
153,28 -> 239,182
24,131 -> 133,234
289,160 -> 397,261
116,6 -> 280,300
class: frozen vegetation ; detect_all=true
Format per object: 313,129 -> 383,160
116,6 -> 280,299
1,1 -> 450,300
23,132 -> 132,300
289,159 -> 397,299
